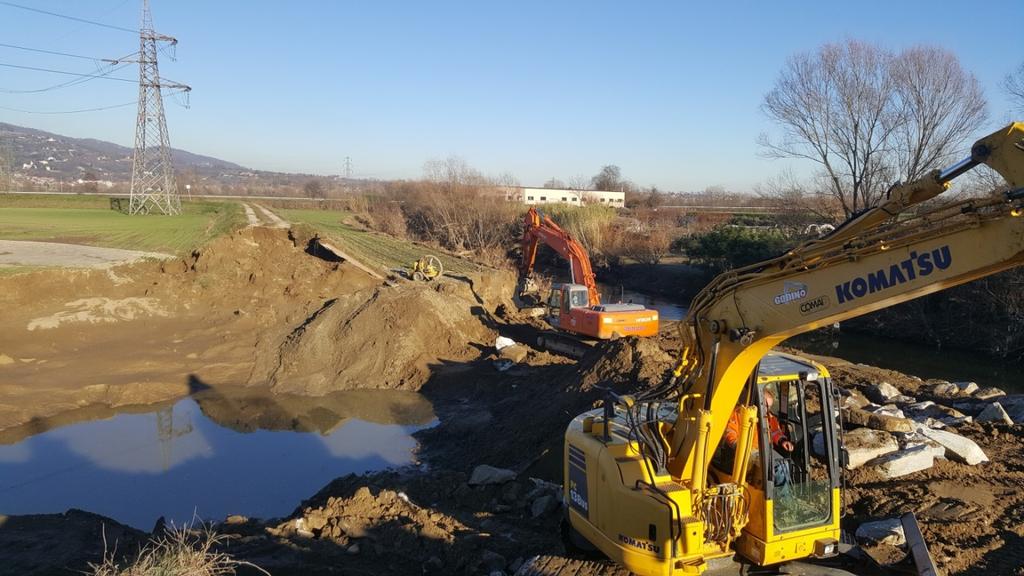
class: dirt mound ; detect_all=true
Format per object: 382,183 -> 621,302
252,279 -> 503,395
578,336 -> 674,392
219,469 -> 564,576
0,227 -> 382,432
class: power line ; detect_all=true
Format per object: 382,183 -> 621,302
0,61 -> 136,83
0,100 -> 138,114
0,1 -> 136,34
0,41 -> 115,62
0,61 -> 134,94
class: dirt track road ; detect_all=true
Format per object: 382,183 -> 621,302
241,203 -> 261,226
241,203 -> 290,229
0,240 -> 173,269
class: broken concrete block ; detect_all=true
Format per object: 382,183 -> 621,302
1006,404 -> 1024,425
938,415 -> 973,427
845,407 -> 914,433
954,382 -> 979,396
843,428 -> 900,469
866,404 -> 906,419
494,336 -> 516,350
866,445 -> 936,479
976,402 -> 1014,425
974,387 -> 1006,401
469,465 -> 517,486
498,344 -> 529,364
916,426 -> 988,465
932,382 -> 958,398
904,401 -> 942,418
866,382 -> 903,404
855,518 -> 906,547
841,388 -> 871,410
894,431 -> 946,459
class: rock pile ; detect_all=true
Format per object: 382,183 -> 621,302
832,378 -> 1016,479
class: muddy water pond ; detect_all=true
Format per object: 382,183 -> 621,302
0,389 -> 435,530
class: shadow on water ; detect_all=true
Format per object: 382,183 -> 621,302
0,374 -> 436,532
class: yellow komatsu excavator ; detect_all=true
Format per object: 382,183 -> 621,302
561,121 -> 1024,575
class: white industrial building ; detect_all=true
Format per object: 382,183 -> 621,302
504,187 -> 581,206
580,189 -> 625,207
500,187 -> 625,208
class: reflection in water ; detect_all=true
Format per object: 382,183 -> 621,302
0,390 -> 436,529
51,404 -> 212,474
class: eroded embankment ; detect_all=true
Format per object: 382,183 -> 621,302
0,226 -> 512,437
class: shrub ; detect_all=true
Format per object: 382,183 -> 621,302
367,200 -> 408,238
675,226 -> 797,273
90,525 -> 266,576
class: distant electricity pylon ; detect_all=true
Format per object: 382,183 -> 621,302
129,0 -> 190,215
344,156 -> 352,178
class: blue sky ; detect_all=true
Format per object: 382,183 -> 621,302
0,1 -> 1021,191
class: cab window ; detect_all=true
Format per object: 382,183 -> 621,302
570,289 -> 589,308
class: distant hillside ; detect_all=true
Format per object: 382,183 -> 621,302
0,122 -> 250,182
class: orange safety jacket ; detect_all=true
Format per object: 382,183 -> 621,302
724,405 -> 787,450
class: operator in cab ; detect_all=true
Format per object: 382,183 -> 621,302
723,389 -> 794,487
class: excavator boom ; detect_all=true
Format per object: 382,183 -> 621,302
520,206 -> 601,306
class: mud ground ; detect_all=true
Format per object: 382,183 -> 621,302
1,227 -> 1022,575
0,239 -> 172,268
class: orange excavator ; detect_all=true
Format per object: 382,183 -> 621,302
517,206 -> 659,356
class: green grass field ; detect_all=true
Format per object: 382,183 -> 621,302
0,194 -> 244,254
279,208 -> 483,275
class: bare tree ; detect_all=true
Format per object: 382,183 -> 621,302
543,177 -> 566,189
567,175 -> 589,191
591,165 -> 625,191
761,40 -> 987,218
407,156 -> 517,254
303,179 -> 326,199
890,46 -> 987,182
1004,61 -> 1024,113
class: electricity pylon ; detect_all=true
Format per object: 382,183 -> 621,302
129,0 -> 190,215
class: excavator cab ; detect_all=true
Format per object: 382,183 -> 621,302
723,354 -> 843,564
543,283 -> 592,330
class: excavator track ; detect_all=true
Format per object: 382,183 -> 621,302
515,555 -> 632,576
536,331 -> 594,359
515,555 -> 867,576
